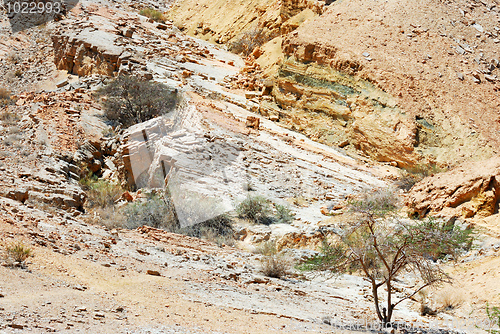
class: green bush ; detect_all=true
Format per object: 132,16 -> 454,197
236,195 -> 274,225
80,173 -> 124,208
95,76 -> 179,127
123,194 -> 178,230
274,203 -> 294,224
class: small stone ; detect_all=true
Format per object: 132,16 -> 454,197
124,29 -> 134,38
455,45 -> 466,55
269,114 -> 279,122
338,140 -> 349,148
472,23 -> 484,33
362,52 -> 370,57
457,72 -> 464,80
147,270 -> 161,276
472,72 -> 481,83
56,79 -> 69,88
485,74 -> 497,82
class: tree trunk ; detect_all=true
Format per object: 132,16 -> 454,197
372,281 -> 383,322
385,280 -> 394,325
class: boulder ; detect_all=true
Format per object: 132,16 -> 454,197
406,157 -> 500,218
121,117 -> 172,189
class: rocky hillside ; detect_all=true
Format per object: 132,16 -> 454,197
0,0 -> 500,332
274,0 -> 500,169
173,0 -> 500,171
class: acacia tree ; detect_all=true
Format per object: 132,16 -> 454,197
301,190 -> 473,325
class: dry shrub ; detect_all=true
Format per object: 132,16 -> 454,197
94,75 -> 179,127
436,287 -> 464,311
123,194 -> 178,230
178,214 -> 235,247
85,207 -> 127,229
256,241 -> 292,279
4,242 -> 32,263
349,188 -> 400,215
0,88 -> 13,107
0,110 -> 21,125
139,8 -> 164,22
229,29 -> 279,57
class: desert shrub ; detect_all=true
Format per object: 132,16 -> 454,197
0,88 -> 13,108
0,88 -> 11,100
85,206 -> 127,229
94,76 -> 179,127
139,8 -> 164,22
257,241 -> 292,279
0,110 -> 21,125
348,188 -> 399,216
178,213 -> 235,246
123,194 -> 179,230
229,29 -> 278,57
3,134 -> 22,146
396,163 -> 445,191
236,195 -> 274,225
80,173 -> 124,208
166,185 -> 236,245
4,242 -> 32,263
274,203 -> 294,224
436,288 -> 463,311
486,303 -> 500,334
